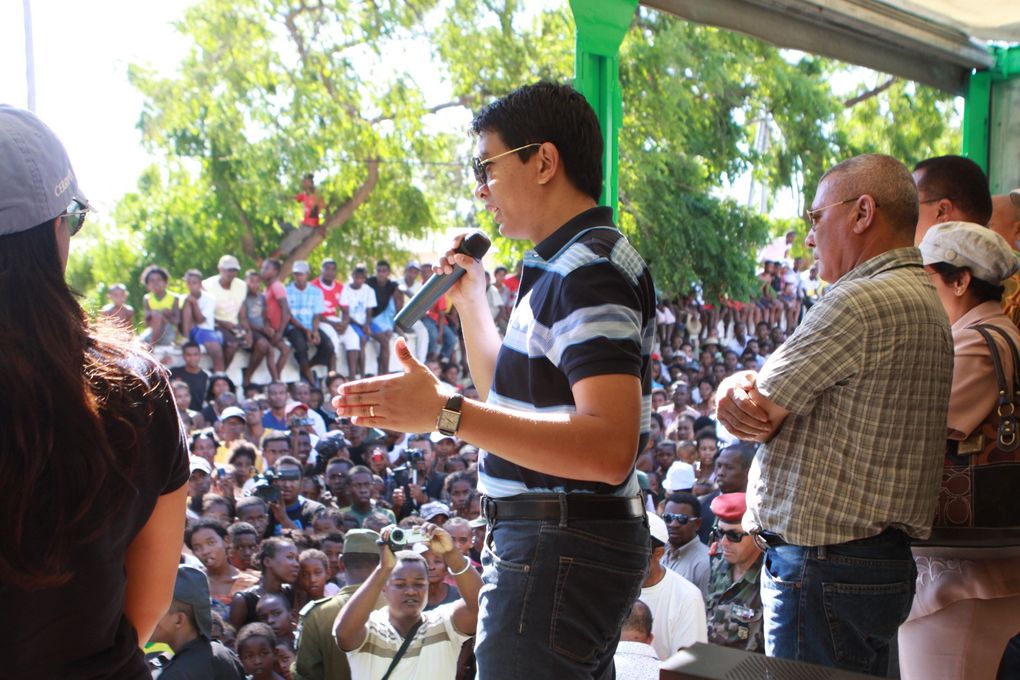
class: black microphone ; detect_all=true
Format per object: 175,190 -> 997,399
395,231 -> 491,333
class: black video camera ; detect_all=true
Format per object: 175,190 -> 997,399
249,467 -> 301,504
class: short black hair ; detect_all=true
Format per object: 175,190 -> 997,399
715,442 -> 757,470
236,622 -> 275,649
930,261 -> 1004,303
227,521 -> 258,541
182,341 -> 201,353
914,155 -> 993,226
471,81 -> 604,202
229,442 -> 258,466
376,260 -> 390,270
665,491 -> 701,516
186,518 -> 227,548
275,455 -> 303,476
140,264 -> 169,285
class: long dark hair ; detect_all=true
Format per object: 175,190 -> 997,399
0,221 -> 143,589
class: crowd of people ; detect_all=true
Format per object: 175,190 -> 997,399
6,80 -> 1020,680
137,246 -> 801,678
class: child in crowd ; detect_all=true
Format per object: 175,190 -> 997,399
241,268 -> 289,383
140,264 -> 179,345
236,623 -> 284,680
182,268 -> 226,371
100,282 -> 135,328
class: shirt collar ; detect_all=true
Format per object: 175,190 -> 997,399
831,247 -> 921,289
667,537 -> 701,558
953,300 -> 1007,331
532,206 -> 615,261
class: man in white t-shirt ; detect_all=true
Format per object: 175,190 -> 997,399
338,266 -> 379,379
642,512 -> 706,660
203,254 -> 248,368
335,523 -> 482,680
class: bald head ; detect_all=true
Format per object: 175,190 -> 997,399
620,599 -> 654,644
820,154 -> 919,234
989,194 -> 1020,250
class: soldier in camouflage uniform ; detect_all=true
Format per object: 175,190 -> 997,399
704,492 -> 764,653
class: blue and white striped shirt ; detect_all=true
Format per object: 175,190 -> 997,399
478,206 -> 656,497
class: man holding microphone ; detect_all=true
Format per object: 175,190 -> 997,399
334,81 -> 656,678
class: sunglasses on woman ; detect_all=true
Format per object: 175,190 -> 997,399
65,198 -> 89,237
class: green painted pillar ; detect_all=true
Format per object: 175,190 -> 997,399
962,71 -> 991,172
963,45 -> 1020,190
569,0 -> 638,214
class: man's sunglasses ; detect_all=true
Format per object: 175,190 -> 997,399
711,527 -> 749,543
662,512 -> 694,525
471,143 -> 543,185
65,198 -> 89,237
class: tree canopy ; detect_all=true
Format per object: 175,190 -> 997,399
70,0 -> 961,314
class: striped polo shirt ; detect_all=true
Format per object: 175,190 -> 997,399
478,206 -> 656,498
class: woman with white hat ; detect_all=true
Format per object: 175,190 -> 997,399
899,221 -> 1020,679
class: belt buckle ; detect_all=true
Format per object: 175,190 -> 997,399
480,496 -> 496,522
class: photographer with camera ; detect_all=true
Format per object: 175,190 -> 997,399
259,457 -> 326,534
335,523 -> 482,680
387,447 -> 429,520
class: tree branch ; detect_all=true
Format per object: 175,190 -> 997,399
368,96 -> 472,125
843,77 -> 896,108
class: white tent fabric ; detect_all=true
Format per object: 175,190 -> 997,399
645,0 -> 1017,94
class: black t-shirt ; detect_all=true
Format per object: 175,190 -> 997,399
170,366 -> 211,412
366,276 -> 398,317
3,354 -> 190,678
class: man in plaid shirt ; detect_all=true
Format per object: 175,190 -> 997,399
717,154 -> 953,677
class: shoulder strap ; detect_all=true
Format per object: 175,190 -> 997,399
979,324 -> 1020,397
380,618 -> 424,680
972,324 -> 1020,452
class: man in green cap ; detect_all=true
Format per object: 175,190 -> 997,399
292,529 -> 385,680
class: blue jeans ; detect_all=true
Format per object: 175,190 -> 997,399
762,528 -> 916,677
475,514 -> 650,679
421,316 -> 456,360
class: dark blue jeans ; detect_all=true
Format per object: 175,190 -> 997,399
762,528 -> 916,677
474,514 -> 650,679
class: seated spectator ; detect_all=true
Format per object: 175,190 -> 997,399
100,282 -> 134,328
204,255 -> 247,370
171,341 -> 212,412
366,260 -> 399,376
182,268 -> 227,372
335,525 -> 482,680
240,268 -> 285,384
338,265 -> 379,380
660,492 -> 710,598
147,566 -> 246,679
293,529 -> 383,680
236,622 -> 284,680
260,259 -> 294,376
269,456 -> 326,534
642,513 -> 707,659
613,600 -> 661,679
285,260 -> 334,385
705,493 -> 764,653
140,264 -> 180,346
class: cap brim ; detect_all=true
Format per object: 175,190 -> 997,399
1010,189 -> 1020,208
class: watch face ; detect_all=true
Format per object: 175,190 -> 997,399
438,409 -> 459,434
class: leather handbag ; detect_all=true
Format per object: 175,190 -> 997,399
921,323 -> 1020,548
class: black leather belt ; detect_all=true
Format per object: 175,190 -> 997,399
480,493 -> 645,522
752,530 -> 788,551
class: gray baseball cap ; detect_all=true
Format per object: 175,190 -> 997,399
0,105 -> 90,236
173,565 -> 213,638
919,221 -> 1020,284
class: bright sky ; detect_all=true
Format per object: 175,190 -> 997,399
1,0 -> 196,214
